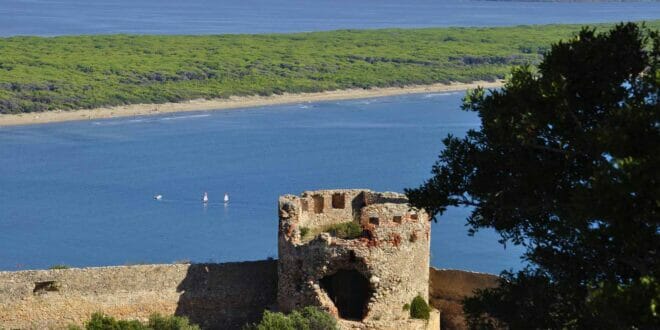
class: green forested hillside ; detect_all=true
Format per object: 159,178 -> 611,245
0,22 -> 657,114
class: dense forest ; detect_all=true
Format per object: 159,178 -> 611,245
0,22 -> 657,114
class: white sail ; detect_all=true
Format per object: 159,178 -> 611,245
202,192 -> 209,203
224,193 -> 230,203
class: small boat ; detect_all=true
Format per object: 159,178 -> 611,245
224,193 -> 230,204
153,194 -> 163,200
202,192 -> 209,204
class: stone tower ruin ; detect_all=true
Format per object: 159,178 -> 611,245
277,189 -> 434,328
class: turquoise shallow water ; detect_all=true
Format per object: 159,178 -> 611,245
0,92 -> 525,273
1,0 -> 658,36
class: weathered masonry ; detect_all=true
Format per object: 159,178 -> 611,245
1,189 -> 468,330
278,189 -> 437,329
0,261 -> 278,329
0,264 -> 494,329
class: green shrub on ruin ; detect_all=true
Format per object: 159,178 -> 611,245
301,222 -> 363,241
324,221 -> 362,240
299,227 -> 310,239
410,295 -> 431,320
245,306 -> 337,330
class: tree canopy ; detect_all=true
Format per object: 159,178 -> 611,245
406,22 -> 659,328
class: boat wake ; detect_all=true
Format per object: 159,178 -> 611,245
422,92 -> 459,98
91,114 -> 212,126
160,114 -> 211,121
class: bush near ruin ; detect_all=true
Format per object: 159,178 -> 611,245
244,306 -> 337,330
69,313 -> 199,330
410,295 -> 431,320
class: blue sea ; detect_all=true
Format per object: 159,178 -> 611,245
0,0 -> 658,36
0,93 -> 526,273
1,0 -> 658,273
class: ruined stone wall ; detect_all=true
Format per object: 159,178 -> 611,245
0,261 -> 277,330
278,190 -> 431,329
289,190 -> 365,230
428,268 -> 499,330
280,189 -> 409,232
0,263 -> 497,330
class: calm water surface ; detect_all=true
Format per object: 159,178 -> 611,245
1,0 -> 658,36
0,92 -> 525,273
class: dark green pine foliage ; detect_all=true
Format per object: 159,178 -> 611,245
406,23 -> 659,329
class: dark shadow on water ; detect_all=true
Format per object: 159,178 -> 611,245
175,260 -> 278,329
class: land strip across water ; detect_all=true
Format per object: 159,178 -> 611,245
1,22 -> 657,126
0,81 -> 502,126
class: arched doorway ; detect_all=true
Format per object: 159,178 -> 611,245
319,269 -> 372,320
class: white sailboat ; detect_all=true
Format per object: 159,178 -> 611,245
224,193 -> 230,204
202,192 -> 209,204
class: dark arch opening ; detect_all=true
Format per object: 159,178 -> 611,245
319,269 -> 372,320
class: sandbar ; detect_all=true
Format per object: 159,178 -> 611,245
0,81 -> 503,127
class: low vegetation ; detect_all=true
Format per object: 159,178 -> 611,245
69,313 -> 199,330
301,221 -> 363,241
324,222 -> 362,239
244,306 -> 337,330
409,295 -> 431,320
2,22 -> 657,114
299,227 -> 310,238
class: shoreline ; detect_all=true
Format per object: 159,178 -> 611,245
0,81 -> 503,127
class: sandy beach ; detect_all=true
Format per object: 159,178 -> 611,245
0,81 -> 503,127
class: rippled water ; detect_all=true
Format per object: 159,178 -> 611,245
0,92 -> 526,273
1,0 -> 658,36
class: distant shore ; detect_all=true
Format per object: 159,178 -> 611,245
0,81 -> 503,127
